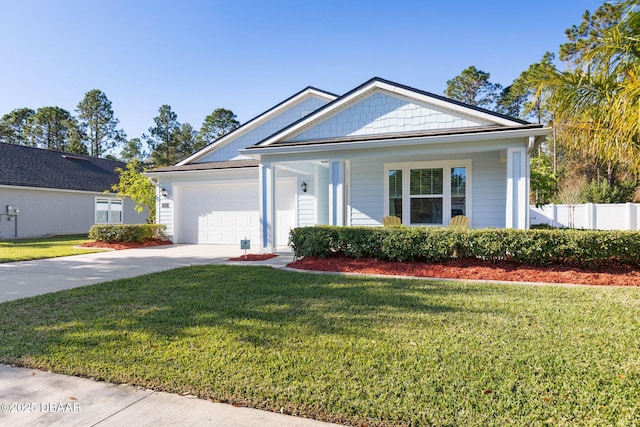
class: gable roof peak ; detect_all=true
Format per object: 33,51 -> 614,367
175,84 -> 338,166
250,76 -> 531,148
359,77 -> 530,125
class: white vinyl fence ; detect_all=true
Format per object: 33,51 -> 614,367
530,203 -> 640,231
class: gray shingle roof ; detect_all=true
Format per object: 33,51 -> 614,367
0,143 -> 125,193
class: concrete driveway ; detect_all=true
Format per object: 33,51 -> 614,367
0,244 -> 292,302
0,245 -> 342,427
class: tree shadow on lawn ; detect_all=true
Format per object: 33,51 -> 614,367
0,265 -> 509,356
3,265 -> 640,427
142,266 -> 506,338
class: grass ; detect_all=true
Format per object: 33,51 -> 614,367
0,234 -> 105,263
0,265 -> 639,426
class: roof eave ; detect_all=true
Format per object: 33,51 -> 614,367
0,183 -> 117,195
143,165 -> 259,178
239,127 -> 551,157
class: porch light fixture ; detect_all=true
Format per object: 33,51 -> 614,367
301,182 -> 308,193
160,188 -> 168,198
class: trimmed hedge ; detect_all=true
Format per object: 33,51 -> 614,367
89,224 -> 168,243
289,226 -> 640,267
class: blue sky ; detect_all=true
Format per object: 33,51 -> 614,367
0,0 -> 602,150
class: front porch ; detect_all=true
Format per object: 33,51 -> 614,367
257,146 -> 530,253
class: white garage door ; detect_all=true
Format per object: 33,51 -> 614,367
175,179 -> 296,245
176,182 -> 260,244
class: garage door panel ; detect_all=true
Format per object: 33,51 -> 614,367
176,183 -> 259,244
220,216 -> 234,228
176,179 -> 295,246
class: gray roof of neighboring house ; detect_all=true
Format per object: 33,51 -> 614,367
0,143 -> 125,193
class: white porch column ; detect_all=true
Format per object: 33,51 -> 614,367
505,147 -> 529,229
259,162 -> 275,252
328,160 -> 345,226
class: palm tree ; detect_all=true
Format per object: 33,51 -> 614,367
536,0 -> 640,174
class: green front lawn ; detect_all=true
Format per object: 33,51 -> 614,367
0,234 -> 105,263
1,266 -> 639,425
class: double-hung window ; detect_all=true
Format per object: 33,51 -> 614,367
95,197 -> 123,224
385,160 -> 470,226
410,168 -> 443,224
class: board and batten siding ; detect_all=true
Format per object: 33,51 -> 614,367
297,175 -> 316,227
471,151 -> 506,228
349,159 -> 384,226
348,151 -> 506,228
198,96 -> 331,163
158,198 -> 174,239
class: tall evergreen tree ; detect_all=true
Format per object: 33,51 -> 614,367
444,66 -> 502,109
0,108 -> 35,145
120,137 -> 145,162
65,117 -> 89,154
25,106 -> 74,151
496,52 -> 556,123
175,122 -> 198,160
146,104 -> 180,167
197,108 -> 240,150
559,2 -> 624,65
76,89 -> 123,157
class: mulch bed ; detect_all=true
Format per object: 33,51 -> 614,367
79,239 -> 173,250
287,255 -> 640,287
227,254 -> 279,261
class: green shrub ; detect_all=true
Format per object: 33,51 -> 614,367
338,226 -> 385,258
580,179 -> 638,203
287,226 -> 340,258
89,224 -> 168,243
289,226 -> 640,267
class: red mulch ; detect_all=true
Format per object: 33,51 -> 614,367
228,254 -> 279,261
79,239 -> 173,250
287,255 -> 640,287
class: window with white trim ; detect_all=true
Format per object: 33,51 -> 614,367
385,160 -> 470,226
95,197 -> 123,224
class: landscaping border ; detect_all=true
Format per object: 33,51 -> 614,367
289,226 -> 640,267
88,224 -> 167,243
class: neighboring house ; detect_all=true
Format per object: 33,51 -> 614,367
0,143 -> 146,239
146,77 -> 550,253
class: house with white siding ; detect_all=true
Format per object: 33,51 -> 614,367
145,77 -> 550,253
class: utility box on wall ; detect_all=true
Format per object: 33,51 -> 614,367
7,206 -> 19,215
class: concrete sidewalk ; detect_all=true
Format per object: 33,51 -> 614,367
0,245 -> 339,427
0,244 -> 292,302
0,364 -> 337,427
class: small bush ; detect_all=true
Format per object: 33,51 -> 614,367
287,226 -> 339,258
89,224 -> 168,243
338,226 -> 385,258
289,226 -> 640,267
